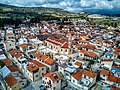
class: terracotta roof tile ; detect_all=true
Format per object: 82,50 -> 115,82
9,49 -> 22,56
46,37 -> 69,48
44,72 -> 61,81
75,61 -> 82,67
19,44 -> 29,48
101,59 -> 113,62
110,86 -> 120,90
41,55 -> 48,61
27,63 -> 39,72
29,60 -> 46,67
45,58 -> 55,65
34,52 -> 42,59
72,71 -> 82,80
83,70 -> 97,78
87,52 -> 97,58
2,59 -> 13,66
15,53 -> 23,58
4,74 -> 17,88
78,39 -> 88,43
108,75 -> 118,83
9,49 -> 17,56
7,65 -> 19,72
101,69 -> 110,76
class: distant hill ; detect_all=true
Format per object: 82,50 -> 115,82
0,3 -> 79,18
84,9 -> 120,16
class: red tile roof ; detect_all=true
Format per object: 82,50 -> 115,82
101,59 -> 113,62
41,55 -> 48,61
101,69 -> 110,76
78,39 -> 88,43
110,86 -> 120,90
15,53 -> 23,58
108,75 -> 118,83
75,61 -> 82,67
34,52 -> 42,59
87,52 -> 97,58
2,59 -> 13,66
46,37 -> 69,48
29,60 -> 46,67
7,65 -> 19,72
45,58 -> 55,65
19,44 -> 29,48
79,50 -> 97,58
72,71 -> 82,80
40,55 -> 55,65
44,72 -> 61,81
83,70 -> 97,78
4,74 -> 17,88
9,49 -> 22,56
27,63 -> 39,72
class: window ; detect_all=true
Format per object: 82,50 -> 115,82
43,81 -> 44,84
22,83 -> 24,85
57,80 -> 59,83
36,75 -> 38,77
9,44 -> 11,46
73,80 -> 75,82
65,49 -> 67,52
84,75 -> 86,78
42,68 -> 44,70
54,87 -> 55,90
89,76 -> 90,79
103,75 -> 105,77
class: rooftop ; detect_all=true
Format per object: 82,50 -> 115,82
83,70 -> 97,78
44,72 -> 61,81
72,70 -> 82,81
4,74 -> 17,88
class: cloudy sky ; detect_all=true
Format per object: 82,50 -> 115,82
0,0 -> 120,13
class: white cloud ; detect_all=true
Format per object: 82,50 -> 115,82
0,0 -> 120,13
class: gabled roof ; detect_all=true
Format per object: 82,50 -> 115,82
108,75 -> 120,84
101,59 -> 113,62
46,37 -> 69,48
45,58 -> 55,65
75,61 -> 82,67
4,74 -> 17,88
44,72 -> 61,81
9,49 -> 22,56
79,50 -> 97,58
2,58 -> 13,66
83,70 -> 97,78
15,53 -> 23,58
40,55 -> 55,65
72,71 -> 82,81
7,65 -> 19,72
101,69 -> 110,76
110,86 -> 120,90
27,63 -> 39,72
19,43 -> 29,48
34,52 -> 42,59
29,60 -> 46,67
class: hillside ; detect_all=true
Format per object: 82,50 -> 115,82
0,3 -> 79,19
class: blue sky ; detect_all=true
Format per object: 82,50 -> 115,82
0,0 -> 120,13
